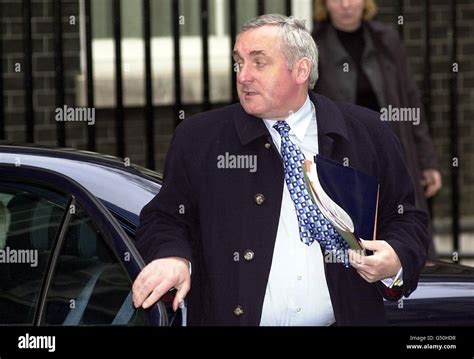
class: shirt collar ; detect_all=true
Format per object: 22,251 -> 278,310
262,95 -> 313,142
232,92 -> 349,147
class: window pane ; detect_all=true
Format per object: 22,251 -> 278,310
123,0 -> 144,38
237,0 -> 257,28
0,186 -> 65,324
151,0 -> 201,37
44,204 -> 144,325
152,0 -> 171,36
266,0 -> 286,15
92,0 -> 113,39
179,0 -> 200,36
208,0 -> 218,36
237,0 -> 287,27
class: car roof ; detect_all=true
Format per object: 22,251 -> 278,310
0,144 -> 162,225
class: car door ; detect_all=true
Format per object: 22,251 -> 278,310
0,164 -> 167,326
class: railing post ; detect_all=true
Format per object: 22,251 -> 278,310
286,0 -> 292,16
396,0 -> 404,39
53,0 -> 65,147
0,9 -> 4,141
113,0 -> 125,158
448,0 -> 460,260
257,0 -> 265,16
172,0 -> 182,128
229,0 -> 237,103
23,0 -> 34,143
84,0 -> 96,151
201,0 -> 210,111
143,0 -> 155,169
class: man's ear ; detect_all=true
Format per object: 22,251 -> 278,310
295,57 -> 311,86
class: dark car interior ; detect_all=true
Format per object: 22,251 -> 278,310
0,185 -> 144,325
44,210 -> 144,326
0,190 -> 60,324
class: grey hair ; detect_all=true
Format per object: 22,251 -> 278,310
239,14 -> 319,89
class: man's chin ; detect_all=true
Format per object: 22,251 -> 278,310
242,106 -> 264,118
240,101 -> 261,116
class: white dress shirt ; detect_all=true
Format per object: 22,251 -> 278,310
259,96 -> 336,326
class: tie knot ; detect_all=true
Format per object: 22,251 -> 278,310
273,121 -> 291,137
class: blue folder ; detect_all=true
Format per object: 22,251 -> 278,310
314,155 -> 379,243
315,156 -> 403,300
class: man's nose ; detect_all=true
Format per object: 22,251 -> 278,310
341,0 -> 351,8
237,64 -> 254,84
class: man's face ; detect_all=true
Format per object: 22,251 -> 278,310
233,26 -> 302,120
326,0 -> 364,32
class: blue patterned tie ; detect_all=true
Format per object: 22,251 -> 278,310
273,120 -> 350,266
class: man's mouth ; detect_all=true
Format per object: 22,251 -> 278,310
243,91 -> 259,96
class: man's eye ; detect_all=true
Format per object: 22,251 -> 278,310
255,61 -> 266,67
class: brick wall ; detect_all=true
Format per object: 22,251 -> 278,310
1,0 -> 80,145
375,0 -> 474,219
0,0 -> 473,219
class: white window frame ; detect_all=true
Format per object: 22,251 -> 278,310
76,0 -> 312,108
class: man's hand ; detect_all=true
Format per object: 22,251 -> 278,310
420,169 -> 442,198
132,256 -> 191,311
349,240 -> 401,283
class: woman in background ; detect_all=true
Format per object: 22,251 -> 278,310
312,0 -> 441,259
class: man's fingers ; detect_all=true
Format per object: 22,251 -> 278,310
359,239 -> 381,251
354,254 -> 378,267
348,248 -> 372,268
132,257 -> 191,309
132,276 -> 147,306
132,263 -> 157,303
142,279 -> 173,309
172,280 -> 191,312
133,274 -> 163,308
355,268 -> 373,283
133,263 -> 164,307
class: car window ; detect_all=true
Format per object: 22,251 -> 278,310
0,186 -> 65,324
43,203 -> 144,325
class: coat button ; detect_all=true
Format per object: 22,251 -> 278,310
243,250 -> 254,261
254,193 -> 265,205
264,142 -> 271,149
233,305 -> 244,317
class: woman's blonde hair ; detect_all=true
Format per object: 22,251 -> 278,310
314,0 -> 378,22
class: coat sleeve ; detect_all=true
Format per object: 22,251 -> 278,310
135,123 -> 197,266
374,120 -> 430,297
395,32 -> 439,171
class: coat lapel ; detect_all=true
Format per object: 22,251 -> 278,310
309,92 -> 349,159
232,104 -> 270,146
